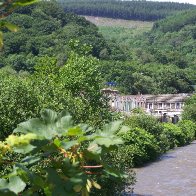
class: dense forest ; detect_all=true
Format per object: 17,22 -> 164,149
0,2 -> 112,72
60,0 -> 195,21
0,2 -> 195,94
98,9 -> 196,94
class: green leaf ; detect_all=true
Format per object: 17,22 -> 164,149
102,121 -> 123,135
8,176 -> 26,194
13,144 -> 36,154
0,176 -> 26,194
67,127 -> 83,136
83,150 -> 101,162
118,125 -> 130,135
0,189 -> 16,196
21,155 -> 41,165
94,137 -> 124,148
61,140 -> 78,150
3,23 -> 19,33
13,0 -> 39,6
41,109 -> 58,124
54,138 -> 61,147
14,109 -> 75,140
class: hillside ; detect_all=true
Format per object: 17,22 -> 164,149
0,1 -> 195,95
97,10 -> 196,94
60,0 -> 195,21
0,2 -> 110,71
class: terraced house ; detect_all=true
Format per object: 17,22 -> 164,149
102,88 -> 192,119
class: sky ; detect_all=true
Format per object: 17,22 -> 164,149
148,0 -> 196,5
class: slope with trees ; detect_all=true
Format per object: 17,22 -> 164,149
60,0 -> 195,21
0,1 -> 111,72
97,10 -> 196,94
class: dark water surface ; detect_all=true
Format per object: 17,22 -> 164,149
128,141 -> 196,196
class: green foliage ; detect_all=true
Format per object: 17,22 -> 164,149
0,67 -> 39,139
124,114 -> 163,137
177,120 -> 196,144
0,0 -> 39,48
61,0 -> 195,21
161,123 -> 187,149
114,113 -> 196,168
97,10 -> 196,94
1,1 -> 110,71
182,104 -> 196,122
182,94 -> 196,122
117,127 -> 160,167
153,9 -> 196,33
0,109 -> 130,195
0,53 -> 111,140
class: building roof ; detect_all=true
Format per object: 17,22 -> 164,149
143,94 -> 192,103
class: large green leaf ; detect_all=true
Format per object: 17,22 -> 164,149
97,121 -> 123,137
0,176 -> 26,194
67,126 -> 83,136
14,109 -> 74,140
13,143 -> 36,154
21,155 -> 41,166
94,137 -> 124,148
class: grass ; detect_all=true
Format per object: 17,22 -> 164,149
83,16 -> 153,43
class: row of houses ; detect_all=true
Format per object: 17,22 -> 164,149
102,88 -> 192,118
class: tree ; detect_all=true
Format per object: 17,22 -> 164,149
0,0 -> 39,48
182,94 -> 196,122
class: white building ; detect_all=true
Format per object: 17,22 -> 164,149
102,88 -> 192,118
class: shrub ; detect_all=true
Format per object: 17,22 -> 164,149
177,120 -> 196,144
117,127 -> 160,167
161,123 -> 186,149
124,114 -> 163,138
0,68 -> 39,139
182,94 -> 196,122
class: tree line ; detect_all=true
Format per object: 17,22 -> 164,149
60,0 -> 195,21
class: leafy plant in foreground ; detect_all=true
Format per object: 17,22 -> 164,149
0,109 -> 129,195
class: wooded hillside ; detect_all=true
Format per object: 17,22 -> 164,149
60,0 -> 195,21
0,1 -> 110,71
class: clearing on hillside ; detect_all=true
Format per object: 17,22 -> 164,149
83,16 -> 153,29
83,16 -> 153,42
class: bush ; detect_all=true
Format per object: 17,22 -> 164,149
161,123 -> 187,149
182,94 -> 196,122
177,120 -> 196,144
124,114 -> 163,137
117,127 -> 160,167
0,68 -> 39,139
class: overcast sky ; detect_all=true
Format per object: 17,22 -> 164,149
148,0 -> 196,5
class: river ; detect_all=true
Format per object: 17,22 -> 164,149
125,140 -> 196,196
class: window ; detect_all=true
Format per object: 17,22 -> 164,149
158,103 -> 162,109
171,103 -> 175,109
176,103 -> 180,109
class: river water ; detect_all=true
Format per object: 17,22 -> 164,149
126,140 -> 196,196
